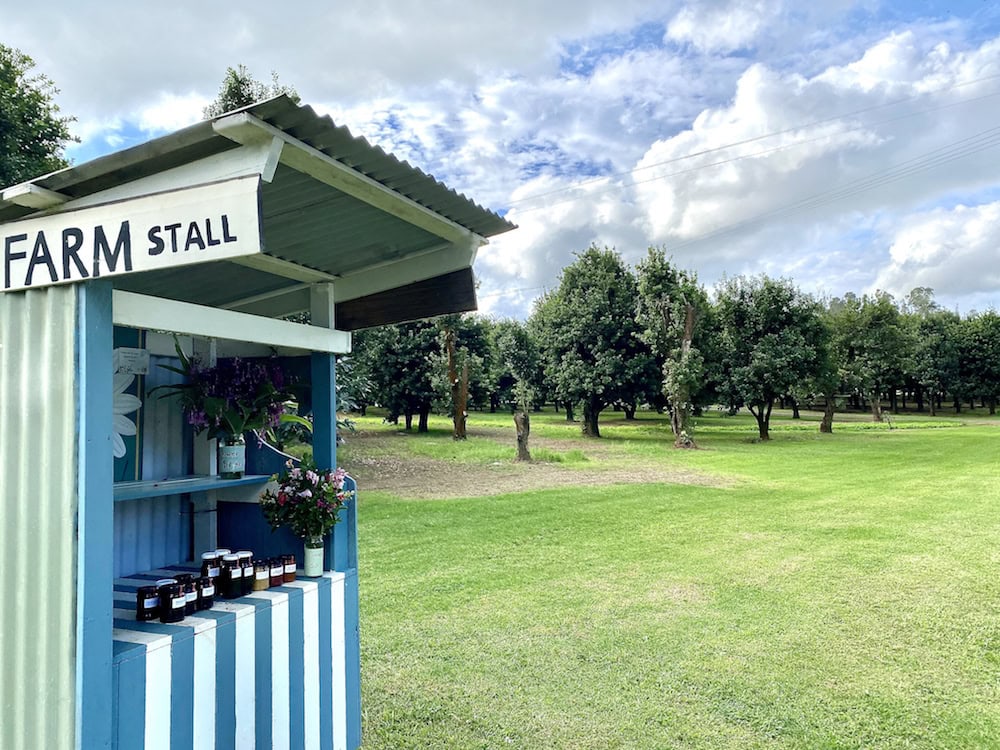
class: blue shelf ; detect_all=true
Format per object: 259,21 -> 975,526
113,474 -> 270,502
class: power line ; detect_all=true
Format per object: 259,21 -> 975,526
666,124 -> 1000,252
505,73 -> 1000,212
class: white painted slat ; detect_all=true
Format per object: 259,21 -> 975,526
112,290 -> 351,354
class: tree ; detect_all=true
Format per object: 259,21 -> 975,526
531,246 -> 654,437
912,310 -> 962,417
362,321 -> 439,432
959,311 -> 1000,414
436,314 -> 490,439
492,319 -> 541,461
635,248 -> 709,447
852,292 -> 909,421
203,64 -> 300,118
714,275 -> 826,440
0,45 -> 76,187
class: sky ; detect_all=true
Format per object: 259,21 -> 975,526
6,0 -> 1000,319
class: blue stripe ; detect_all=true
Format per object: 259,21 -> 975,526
318,577 -> 333,750
77,280 -> 115,750
344,570 -> 362,749
286,586 -> 306,750
169,632 -> 195,750
112,641 -> 145,750
254,602 -> 273,749
211,613 -> 238,750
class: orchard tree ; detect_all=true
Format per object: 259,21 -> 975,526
960,311 -> 1000,414
436,314 -> 491,439
853,292 -> 909,421
0,45 -> 77,187
531,246 -> 654,437
203,64 -> 300,118
912,310 -> 962,416
492,319 -> 541,460
714,275 -> 826,440
635,248 -> 708,447
362,321 -> 439,432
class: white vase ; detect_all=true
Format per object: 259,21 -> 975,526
304,542 -> 324,577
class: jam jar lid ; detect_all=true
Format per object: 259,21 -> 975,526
222,554 -> 240,563
155,578 -> 177,587
202,551 -> 221,561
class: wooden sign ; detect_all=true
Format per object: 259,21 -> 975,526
1,175 -> 262,293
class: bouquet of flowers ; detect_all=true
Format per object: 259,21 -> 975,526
259,457 -> 353,545
153,341 -> 296,441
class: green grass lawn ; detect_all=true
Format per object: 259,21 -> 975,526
353,409 -> 1000,749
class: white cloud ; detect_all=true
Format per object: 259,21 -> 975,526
136,92 -> 211,134
8,3 -> 1000,319
666,0 -> 779,53
873,201 -> 1000,302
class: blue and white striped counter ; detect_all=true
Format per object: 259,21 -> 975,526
112,567 -> 356,750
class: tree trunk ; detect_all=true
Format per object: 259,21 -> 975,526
989,397 -> 996,416
954,397 -> 961,413
819,396 -> 835,433
929,392 -> 937,417
749,401 -> 771,440
514,410 -> 531,461
623,402 -> 637,420
891,390 -> 898,414
565,403 -> 575,422
404,412 -> 413,430
915,387 -> 924,412
489,396 -> 497,414
553,400 -> 561,414
446,329 -> 467,440
871,392 -> 883,422
790,397 -> 800,420
417,406 -> 429,433
581,399 -> 601,437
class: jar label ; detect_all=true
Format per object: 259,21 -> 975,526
171,597 -> 185,609
219,443 -> 246,473
143,596 -> 159,608
242,567 -> 253,577
271,566 -> 282,576
229,569 -> 241,580
208,566 -> 220,577
202,585 -> 215,597
284,564 -> 296,574
256,571 -> 268,580
186,591 -> 197,603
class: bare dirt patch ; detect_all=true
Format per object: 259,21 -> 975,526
340,426 -> 730,499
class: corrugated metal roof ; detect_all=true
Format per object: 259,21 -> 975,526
0,96 -> 514,239
0,96 -> 514,324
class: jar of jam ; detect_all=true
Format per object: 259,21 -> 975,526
135,585 -> 160,621
200,551 -> 222,579
158,583 -> 186,623
281,553 -> 296,583
196,576 -> 215,610
175,574 -> 197,616
237,551 -> 254,595
269,558 -> 284,587
221,554 -> 243,599
253,560 -> 270,591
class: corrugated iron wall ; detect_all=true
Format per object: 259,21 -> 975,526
0,286 -> 79,750
114,354 -> 190,577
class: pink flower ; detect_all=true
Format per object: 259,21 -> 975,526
306,470 -> 319,485
300,489 -> 312,498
